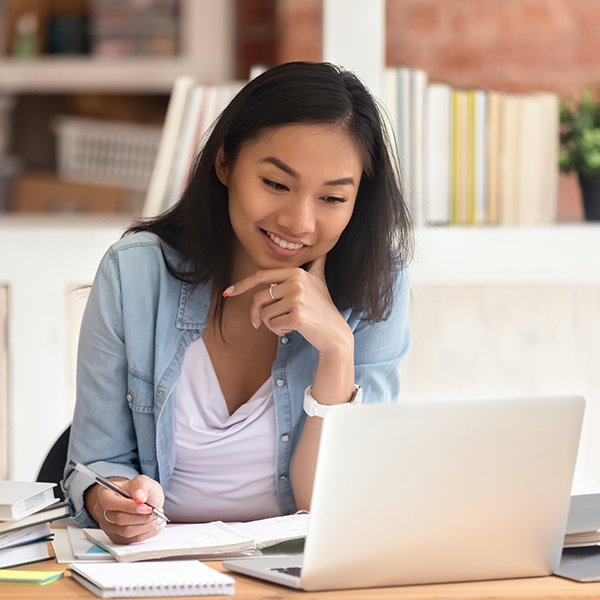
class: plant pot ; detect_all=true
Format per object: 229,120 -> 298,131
578,173 -> 600,221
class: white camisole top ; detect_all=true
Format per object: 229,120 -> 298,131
162,337 -> 282,523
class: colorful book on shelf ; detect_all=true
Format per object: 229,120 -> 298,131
486,90 -> 502,225
450,89 -> 473,225
498,93 -> 522,225
0,481 -> 58,521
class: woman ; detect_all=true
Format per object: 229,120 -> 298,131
62,61 -> 413,544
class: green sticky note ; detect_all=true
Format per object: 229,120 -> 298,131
0,569 -> 64,585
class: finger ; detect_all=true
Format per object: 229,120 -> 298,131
103,508 -> 158,528
307,254 -> 326,279
104,517 -> 166,544
223,269 -> 293,298
97,485 -> 153,517
123,475 -> 164,508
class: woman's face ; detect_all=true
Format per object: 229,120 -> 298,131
216,124 -> 363,279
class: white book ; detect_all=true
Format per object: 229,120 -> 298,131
383,67 -> 399,163
396,66 -> 412,205
0,502 -> 69,534
142,76 -> 197,218
0,522 -> 51,550
536,92 -> 559,225
70,560 -> 235,597
0,539 -> 51,568
409,68 -> 428,226
0,481 -> 57,521
162,84 -> 206,211
515,95 -> 543,225
424,83 -> 452,225
473,90 -> 488,226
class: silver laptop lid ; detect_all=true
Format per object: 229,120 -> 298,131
300,396 -> 584,591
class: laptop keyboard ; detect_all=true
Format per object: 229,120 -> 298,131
271,567 -> 302,578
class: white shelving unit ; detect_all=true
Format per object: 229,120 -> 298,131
0,0 -> 235,93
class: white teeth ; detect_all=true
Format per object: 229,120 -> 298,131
268,232 -> 302,250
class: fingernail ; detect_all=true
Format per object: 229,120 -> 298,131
156,517 -> 165,525
252,318 -> 260,329
137,505 -> 152,514
222,286 -> 234,297
133,491 -> 147,503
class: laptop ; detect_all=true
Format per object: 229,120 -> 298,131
224,395 -> 584,591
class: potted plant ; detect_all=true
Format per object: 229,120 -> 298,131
559,86 -> 600,221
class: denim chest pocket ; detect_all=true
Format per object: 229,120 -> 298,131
126,373 -> 157,465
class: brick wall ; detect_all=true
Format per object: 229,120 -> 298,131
240,0 -> 600,220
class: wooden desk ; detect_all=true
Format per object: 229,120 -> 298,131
3,557 -> 600,599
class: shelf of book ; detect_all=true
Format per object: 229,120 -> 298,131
0,0 -> 235,94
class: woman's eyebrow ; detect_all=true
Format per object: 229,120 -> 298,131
260,157 -> 356,187
260,157 -> 300,178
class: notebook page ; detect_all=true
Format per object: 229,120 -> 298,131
83,522 -> 256,561
227,514 -> 310,547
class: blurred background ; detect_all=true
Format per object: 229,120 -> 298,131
0,0 -> 597,218
1,1 -> 600,495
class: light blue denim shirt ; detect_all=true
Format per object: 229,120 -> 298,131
62,231 -> 411,528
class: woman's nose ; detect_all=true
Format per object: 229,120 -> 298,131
277,196 -> 316,236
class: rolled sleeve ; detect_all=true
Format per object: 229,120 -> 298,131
62,248 -> 141,526
353,269 -> 411,404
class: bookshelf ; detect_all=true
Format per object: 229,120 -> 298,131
0,1 -> 236,93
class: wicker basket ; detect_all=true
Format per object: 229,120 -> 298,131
53,116 -> 162,191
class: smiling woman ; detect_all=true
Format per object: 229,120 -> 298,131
62,62 -> 413,544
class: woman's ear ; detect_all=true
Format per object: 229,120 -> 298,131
214,147 -> 228,187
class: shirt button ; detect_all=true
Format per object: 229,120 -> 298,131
276,379 -> 285,387
281,434 -> 289,442
126,392 -> 132,401
280,336 -> 289,344
279,474 -> 288,480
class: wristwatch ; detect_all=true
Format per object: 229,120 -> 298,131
303,385 -> 363,417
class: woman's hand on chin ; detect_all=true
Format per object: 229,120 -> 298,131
223,255 -> 353,356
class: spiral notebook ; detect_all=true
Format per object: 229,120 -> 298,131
69,560 -> 234,597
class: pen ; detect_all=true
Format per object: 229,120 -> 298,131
68,459 -> 169,522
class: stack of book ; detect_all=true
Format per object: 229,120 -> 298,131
142,77 -> 245,217
384,66 -> 559,227
0,481 -> 69,568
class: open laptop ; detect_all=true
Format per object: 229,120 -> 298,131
224,395 -> 584,591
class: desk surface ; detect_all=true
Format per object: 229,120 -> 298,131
3,557 -> 600,599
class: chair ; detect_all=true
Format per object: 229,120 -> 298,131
36,426 -> 71,501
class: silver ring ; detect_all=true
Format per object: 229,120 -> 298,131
269,283 -> 278,301
104,509 -> 117,525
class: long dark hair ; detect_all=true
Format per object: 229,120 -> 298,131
128,61 -> 413,326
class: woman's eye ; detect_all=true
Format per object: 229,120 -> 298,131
322,196 -> 347,204
263,178 -> 288,191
